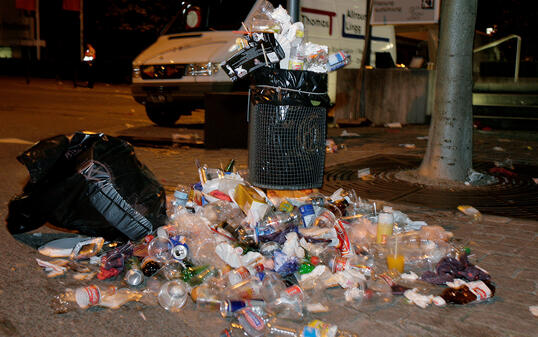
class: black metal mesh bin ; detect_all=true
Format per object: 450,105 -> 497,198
248,68 -> 330,190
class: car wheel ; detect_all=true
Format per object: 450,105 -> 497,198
145,106 -> 182,127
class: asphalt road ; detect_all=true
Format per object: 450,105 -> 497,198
0,77 -> 222,337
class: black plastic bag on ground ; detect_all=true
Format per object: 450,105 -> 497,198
6,132 -> 167,241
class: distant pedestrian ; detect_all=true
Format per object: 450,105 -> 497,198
83,44 -> 96,88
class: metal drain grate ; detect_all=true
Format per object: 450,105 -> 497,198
323,154 -> 538,220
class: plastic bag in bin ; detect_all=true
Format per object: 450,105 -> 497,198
250,67 -> 330,107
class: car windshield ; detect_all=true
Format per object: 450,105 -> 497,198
162,0 -> 258,35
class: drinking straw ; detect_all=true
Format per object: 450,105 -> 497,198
261,43 -> 269,66
241,22 -> 250,34
394,235 -> 398,257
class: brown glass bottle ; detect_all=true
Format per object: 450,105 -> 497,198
440,280 -> 495,304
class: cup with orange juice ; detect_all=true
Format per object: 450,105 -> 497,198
386,235 -> 405,273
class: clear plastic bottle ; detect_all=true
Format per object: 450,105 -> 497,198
256,211 -> 298,238
227,266 -> 252,287
309,247 -> 340,267
271,285 -> 305,320
52,285 -> 141,313
261,271 -> 286,304
235,307 -> 267,337
171,184 -> 192,218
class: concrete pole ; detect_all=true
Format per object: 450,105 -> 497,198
80,0 -> 84,61
418,0 -> 477,181
287,0 -> 299,23
35,0 -> 40,60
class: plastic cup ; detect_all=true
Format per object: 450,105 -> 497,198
386,254 -> 405,273
158,280 -> 188,312
147,237 -> 172,263
376,213 -> 394,244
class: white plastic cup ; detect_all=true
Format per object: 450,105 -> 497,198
158,280 -> 188,312
376,212 -> 394,244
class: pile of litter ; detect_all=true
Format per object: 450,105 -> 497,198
8,134 -> 497,336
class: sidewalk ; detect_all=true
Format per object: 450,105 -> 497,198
129,123 -> 537,336
2,77 -> 535,336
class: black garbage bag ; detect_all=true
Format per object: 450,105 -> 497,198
250,67 -> 330,107
6,132 -> 167,241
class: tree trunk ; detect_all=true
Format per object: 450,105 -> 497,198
418,0 -> 477,181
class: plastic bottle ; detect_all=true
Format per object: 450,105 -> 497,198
312,209 -> 339,228
256,211 -> 298,238
271,285 -> 305,319
221,222 -> 257,249
182,264 -> 219,287
51,285 -> 141,313
310,247 -> 340,267
191,280 -> 223,311
265,317 -> 359,337
440,279 -> 495,304
235,307 -> 267,337
227,266 -> 252,287
158,280 -> 189,311
171,184 -> 192,216
225,159 -> 235,173
327,51 -> 351,72
261,271 -> 286,304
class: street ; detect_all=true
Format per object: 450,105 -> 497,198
0,76 -> 537,337
0,76 -> 248,336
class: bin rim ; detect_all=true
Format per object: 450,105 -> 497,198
254,84 -> 328,96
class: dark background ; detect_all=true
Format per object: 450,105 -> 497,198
1,0 -> 536,83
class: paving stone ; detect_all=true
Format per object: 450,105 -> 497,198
513,247 -> 538,261
482,215 -> 512,223
478,254 -> 533,267
458,302 -> 537,336
515,269 -> 538,281
495,277 -> 536,295
477,263 -> 523,280
497,288 -> 538,306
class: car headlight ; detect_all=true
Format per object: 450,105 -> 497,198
186,62 -> 220,76
132,66 -> 141,79
139,64 -> 186,79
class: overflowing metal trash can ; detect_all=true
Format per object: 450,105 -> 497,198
248,68 -> 330,190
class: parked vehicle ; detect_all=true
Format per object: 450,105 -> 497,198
131,0 -> 396,126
